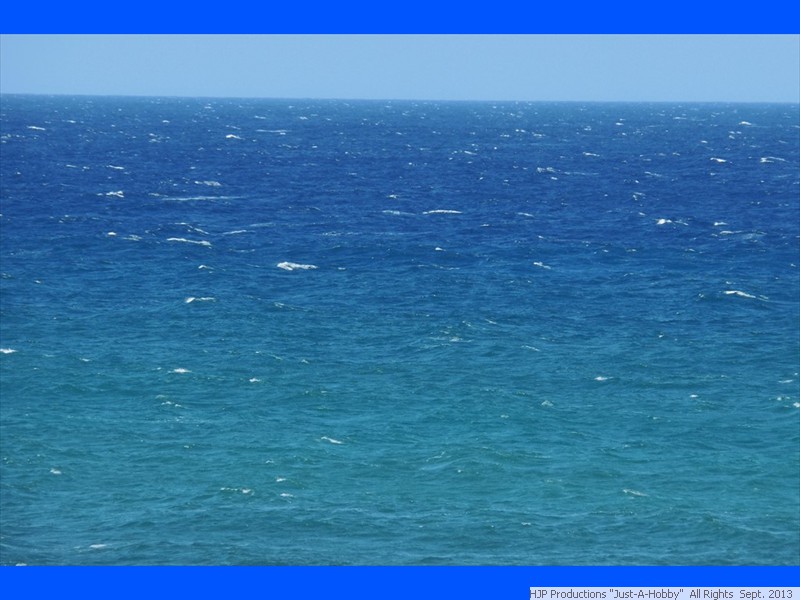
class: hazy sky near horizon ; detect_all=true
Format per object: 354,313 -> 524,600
1,35 -> 798,103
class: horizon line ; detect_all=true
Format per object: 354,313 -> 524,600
2,92 -> 799,105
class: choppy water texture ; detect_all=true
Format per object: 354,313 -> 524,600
1,96 -> 798,565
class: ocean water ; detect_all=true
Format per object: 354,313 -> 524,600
0,95 -> 798,566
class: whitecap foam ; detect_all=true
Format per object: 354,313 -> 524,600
723,290 -> 764,300
171,368 -> 191,374
623,488 -> 648,497
27,125 -> 46,131
164,195 -> 224,202
423,209 -> 462,215
760,156 -> 786,163
167,237 -> 212,247
532,261 -> 551,270
710,157 -> 727,163
220,487 -> 254,495
104,191 -> 124,198
225,134 -> 242,140
175,223 -> 209,235
594,376 -> 611,381
656,218 -> 672,225
161,400 -> 184,408
0,348 -> 17,354
50,468 -> 62,475
106,165 -> 125,170
277,261 -> 318,271
321,436 -> 344,444
185,296 -> 215,303
194,180 -> 222,186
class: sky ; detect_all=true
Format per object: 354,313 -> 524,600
1,35 -> 798,103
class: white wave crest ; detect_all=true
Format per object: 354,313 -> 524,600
220,487 -> 254,495
0,348 -> 17,354
321,436 -> 344,445
423,209 -> 462,215
723,290 -> 767,300
277,261 -> 318,271
185,297 -> 215,303
164,195 -> 240,202
167,238 -> 212,247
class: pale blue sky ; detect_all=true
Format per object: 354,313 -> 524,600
1,35 -> 798,102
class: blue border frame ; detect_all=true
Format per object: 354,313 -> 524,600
1,1 -> 799,33
1,566 -> 799,599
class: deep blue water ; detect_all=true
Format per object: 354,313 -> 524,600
1,95 -> 798,565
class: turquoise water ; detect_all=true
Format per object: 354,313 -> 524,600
1,96 -> 798,565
